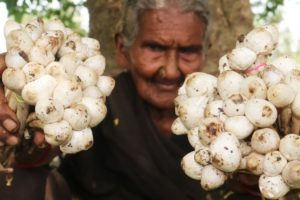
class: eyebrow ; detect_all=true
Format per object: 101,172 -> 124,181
141,40 -> 203,51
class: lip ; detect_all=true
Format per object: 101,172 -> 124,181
156,82 -> 178,91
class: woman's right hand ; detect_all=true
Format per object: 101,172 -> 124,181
0,53 -> 20,145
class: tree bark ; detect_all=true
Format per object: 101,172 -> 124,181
86,0 -> 253,75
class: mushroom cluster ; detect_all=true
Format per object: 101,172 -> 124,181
2,18 -> 115,154
173,24 -> 300,199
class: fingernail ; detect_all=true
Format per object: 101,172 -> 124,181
6,136 -> 19,145
3,119 -> 17,132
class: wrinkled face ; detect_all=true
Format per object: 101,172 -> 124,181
120,7 -> 206,109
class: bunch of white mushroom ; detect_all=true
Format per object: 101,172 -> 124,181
173,24 -> 300,199
2,17 -> 115,154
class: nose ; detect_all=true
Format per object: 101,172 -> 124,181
160,50 -> 181,79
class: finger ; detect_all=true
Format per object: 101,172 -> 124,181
5,136 -> 19,145
0,53 -> 6,75
2,118 -> 18,133
0,126 -> 18,145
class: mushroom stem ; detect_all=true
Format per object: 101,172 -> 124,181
279,106 -> 292,135
291,114 -> 300,135
282,160 -> 300,188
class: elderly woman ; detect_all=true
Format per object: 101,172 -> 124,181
58,0 -> 209,199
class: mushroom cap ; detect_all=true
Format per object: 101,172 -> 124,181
251,128 -> 280,154
200,165 -> 227,191
263,151 -> 287,176
245,98 -> 277,128
259,175 -> 290,199
217,70 -> 244,100
181,151 -> 203,180
209,132 -> 241,172
279,134 -> 300,161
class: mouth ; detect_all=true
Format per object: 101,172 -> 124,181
153,77 -> 184,92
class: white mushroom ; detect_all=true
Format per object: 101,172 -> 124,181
198,117 -> 224,146
224,116 -> 254,139
223,94 -> 247,116
83,85 -> 104,100
22,74 -> 57,105
60,128 -> 94,154
251,128 -> 280,154
24,17 -> 44,42
267,83 -> 295,108
217,70 -> 244,100
209,132 -> 241,172
84,54 -> 105,76
279,134 -> 300,161
43,120 -> 72,146
6,29 -> 34,54
272,55 -> 297,75
44,18 -> 66,39
171,117 -> 188,135
3,19 -> 22,37
59,52 -> 82,75
184,72 -> 217,98
5,47 -> 28,69
284,69 -> 300,95
227,47 -> 256,71
1,68 -> 26,93
242,27 -> 275,55
258,65 -> 284,87
194,146 -> 211,165
181,151 -> 203,180
204,100 -> 227,122
240,75 -> 267,100
22,62 -> 46,82
63,104 -> 91,130
74,65 -> 98,89
52,76 -> 82,108
80,97 -> 107,127
28,46 -> 55,66
177,96 -> 208,129
262,24 -> 279,48
200,165 -> 227,191
258,174 -> 290,199
282,160 -> 300,189
245,152 -> 265,175
292,94 -> 300,117
96,76 -> 115,97
245,98 -> 277,128
218,54 -> 230,73
239,140 -> 252,156
263,151 -> 287,176
187,127 -> 201,148
35,98 -> 64,124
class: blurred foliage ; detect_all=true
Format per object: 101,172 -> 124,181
0,0 -> 87,35
251,0 -> 284,24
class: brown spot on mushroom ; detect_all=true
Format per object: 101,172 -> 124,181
258,135 -> 265,141
212,155 -> 224,167
231,94 -> 244,104
262,106 -> 273,117
19,51 -> 29,62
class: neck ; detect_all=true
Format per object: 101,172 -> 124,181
147,105 -> 176,136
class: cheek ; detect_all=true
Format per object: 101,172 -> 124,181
179,59 -> 204,75
130,50 -> 162,78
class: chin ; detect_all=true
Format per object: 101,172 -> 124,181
150,97 -> 176,110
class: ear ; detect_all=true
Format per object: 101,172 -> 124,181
115,33 -> 130,69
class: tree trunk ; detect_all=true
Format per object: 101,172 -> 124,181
86,0 -> 253,75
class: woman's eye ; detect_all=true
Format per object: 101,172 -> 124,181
146,44 -> 166,52
179,46 -> 202,54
